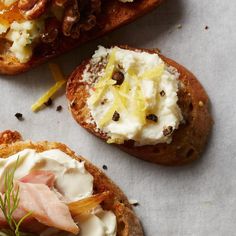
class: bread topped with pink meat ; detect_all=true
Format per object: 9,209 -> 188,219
0,130 -> 143,236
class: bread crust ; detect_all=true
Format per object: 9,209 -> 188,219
0,130 -> 143,236
0,0 -> 163,75
66,46 -> 213,166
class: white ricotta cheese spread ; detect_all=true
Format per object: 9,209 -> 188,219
0,149 -> 117,236
84,46 -> 183,145
0,0 -> 17,6
5,20 -> 43,63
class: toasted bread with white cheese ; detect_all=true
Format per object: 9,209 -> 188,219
66,46 -> 213,166
0,0 -> 163,75
0,130 -> 143,236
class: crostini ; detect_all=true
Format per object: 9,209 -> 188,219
66,45 -> 213,165
0,0 -> 163,75
0,130 -> 143,236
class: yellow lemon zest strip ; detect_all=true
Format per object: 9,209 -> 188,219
31,80 -> 66,112
118,80 -> 130,107
98,104 -> 117,128
48,63 -> 65,82
90,49 -> 117,105
31,64 -> 65,112
107,137 -> 124,144
90,86 -> 108,106
140,64 -> 165,80
111,87 -> 126,111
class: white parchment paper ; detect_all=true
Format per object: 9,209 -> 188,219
0,0 -> 236,235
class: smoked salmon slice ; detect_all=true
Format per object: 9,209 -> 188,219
17,181 -> 79,234
19,170 -> 55,187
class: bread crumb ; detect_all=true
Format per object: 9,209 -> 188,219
199,101 -> 204,107
177,24 -> 182,29
70,98 -> 77,107
129,199 -> 139,206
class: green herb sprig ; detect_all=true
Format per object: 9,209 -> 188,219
0,158 -> 33,236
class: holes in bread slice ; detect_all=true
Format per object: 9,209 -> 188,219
186,148 -> 195,158
117,220 -> 126,234
176,144 -> 197,160
189,102 -> 193,112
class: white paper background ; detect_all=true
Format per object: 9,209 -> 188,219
0,0 -> 236,235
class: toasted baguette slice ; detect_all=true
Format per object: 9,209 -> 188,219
0,0 -> 163,75
0,130 -> 143,236
66,46 -> 213,166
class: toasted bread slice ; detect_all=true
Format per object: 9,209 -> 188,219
0,130 -> 143,236
0,0 -> 163,75
66,46 -> 213,166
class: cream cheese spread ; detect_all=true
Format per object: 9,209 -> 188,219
0,149 -> 117,236
84,46 -> 184,146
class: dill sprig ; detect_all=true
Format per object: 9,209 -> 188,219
0,158 -> 33,236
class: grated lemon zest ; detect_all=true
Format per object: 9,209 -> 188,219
111,87 -> 126,110
107,137 -> 124,144
140,64 -> 165,80
31,64 -> 65,112
98,103 -> 117,128
48,63 -> 65,82
126,69 -> 147,124
104,49 -> 117,73
98,83 -> 129,128
118,80 -> 130,107
95,79 -> 116,89
93,50 -> 164,131
94,49 -> 117,89
130,86 -> 147,125
127,67 -> 137,77
31,80 -> 66,112
90,49 -> 117,105
90,86 -> 108,106
127,65 -> 164,124
118,91 -> 129,99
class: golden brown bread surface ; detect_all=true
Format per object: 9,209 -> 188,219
0,130 -> 143,236
66,46 -> 213,166
0,0 -> 163,75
